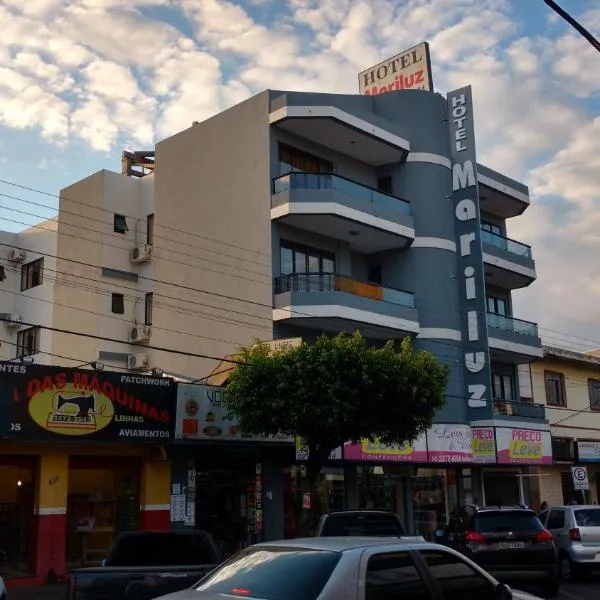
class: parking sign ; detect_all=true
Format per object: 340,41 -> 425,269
571,466 -> 589,491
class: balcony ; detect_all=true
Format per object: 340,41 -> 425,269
271,172 -> 415,253
493,399 -> 546,421
273,272 -> 419,339
477,164 -> 530,218
482,229 -> 536,289
269,93 -> 410,166
486,313 -> 543,363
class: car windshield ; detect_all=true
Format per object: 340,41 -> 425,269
321,513 -> 405,536
196,547 -> 340,600
474,511 -> 544,533
574,509 -> 600,527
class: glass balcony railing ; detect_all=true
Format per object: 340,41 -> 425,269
272,171 -> 412,216
493,399 -> 546,420
486,312 -> 539,337
481,229 -> 532,258
274,272 -> 415,309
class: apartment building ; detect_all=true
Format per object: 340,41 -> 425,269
1,86 -> 548,541
532,346 -> 600,506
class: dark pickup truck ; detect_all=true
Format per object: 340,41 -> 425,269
66,530 -> 223,600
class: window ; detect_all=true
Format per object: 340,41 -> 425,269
545,371 -> 567,406
419,550 -> 496,600
589,379 -> 600,411
487,295 -> 507,316
147,213 -> 154,245
21,258 -> 44,291
551,437 -> 575,462
493,373 -> 513,401
481,221 -> 502,236
321,513 -> 405,537
278,144 -> 333,174
472,510 -> 543,533
366,552 -> 430,600
368,265 -> 382,285
111,293 -> 125,314
280,240 -> 335,275
145,292 -> 153,326
377,176 -> 393,194
546,510 -> 565,530
114,213 -> 128,234
16,326 -> 40,358
0,265 -> 5,282
574,508 -> 600,527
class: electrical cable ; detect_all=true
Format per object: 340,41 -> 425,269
542,0 -> 600,53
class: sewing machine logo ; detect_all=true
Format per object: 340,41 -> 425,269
28,385 -> 115,436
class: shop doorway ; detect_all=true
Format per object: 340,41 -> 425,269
66,458 -> 140,567
0,456 -> 35,578
482,470 -> 522,506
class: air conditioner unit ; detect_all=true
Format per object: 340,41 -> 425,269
130,325 -> 151,343
3,314 -> 22,328
130,244 -> 152,264
8,249 -> 25,263
128,353 -> 149,370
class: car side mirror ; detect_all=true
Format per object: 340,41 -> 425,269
497,583 -> 512,600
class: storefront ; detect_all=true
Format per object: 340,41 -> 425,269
0,363 -> 176,585
171,384 -> 294,557
575,440 -> 600,503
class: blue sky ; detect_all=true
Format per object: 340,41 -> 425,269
0,0 -> 598,350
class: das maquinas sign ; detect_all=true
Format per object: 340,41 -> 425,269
1,362 -> 175,440
447,86 -> 492,419
358,42 -> 433,95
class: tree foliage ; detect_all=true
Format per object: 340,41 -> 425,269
225,332 -> 449,477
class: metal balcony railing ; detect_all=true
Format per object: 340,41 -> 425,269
486,312 -> 539,337
481,229 -> 532,259
272,171 -> 412,216
493,399 -> 546,420
274,272 -> 415,309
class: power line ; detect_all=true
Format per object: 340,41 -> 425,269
542,0 -> 600,53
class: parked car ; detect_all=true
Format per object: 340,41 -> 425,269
153,537 -> 542,600
313,509 -> 407,537
440,504 -> 559,598
0,574 -> 5,600
66,530 -> 223,600
541,504 -> 600,581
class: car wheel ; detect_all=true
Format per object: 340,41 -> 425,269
559,555 -> 580,581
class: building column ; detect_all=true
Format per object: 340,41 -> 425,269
139,459 -> 171,530
32,452 -> 68,581
343,463 -> 358,509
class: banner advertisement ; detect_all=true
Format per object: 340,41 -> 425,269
175,384 -> 291,442
343,435 -> 428,462
578,441 -> 600,463
471,427 -> 496,464
427,424 -> 473,463
496,427 -> 552,465
358,42 -> 433,95
0,363 -> 175,441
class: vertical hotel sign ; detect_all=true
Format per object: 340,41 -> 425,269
447,86 -> 493,420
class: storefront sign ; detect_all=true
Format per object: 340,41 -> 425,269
427,424 -> 473,463
175,384 -> 292,442
358,42 -> 433,95
572,466 -> 589,491
471,427 -> 496,464
343,435 -> 428,462
1,363 -> 175,441
578,441 -> 600,462
496,427 -> 552,464
447,85 -> 493,420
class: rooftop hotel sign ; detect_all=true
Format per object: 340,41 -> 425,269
358,42 -> 433,95
447,86 -> 493,421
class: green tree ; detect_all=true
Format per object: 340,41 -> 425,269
225,331 -> 449,528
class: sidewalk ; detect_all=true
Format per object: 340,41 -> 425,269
7,584 -> 66,600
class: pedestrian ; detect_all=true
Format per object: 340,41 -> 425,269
539,500 -> 548,513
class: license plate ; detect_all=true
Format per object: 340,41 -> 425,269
498,542 -> 525,549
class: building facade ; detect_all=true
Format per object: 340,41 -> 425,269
532,346 -> 600,507
1,86 -> 549,567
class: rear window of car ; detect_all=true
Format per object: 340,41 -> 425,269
574,509 -> 600,527
473,511 -> 544,533
196,548 -> 340,600
321,513 -> 405,536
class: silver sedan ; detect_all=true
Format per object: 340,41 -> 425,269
155,537 -> 544,600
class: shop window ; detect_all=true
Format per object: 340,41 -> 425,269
0,456 -> 35,578
278,144 -> 333,174
283,466 -> 344,539
482,471 -> 521,505
21,258 -> 43,291
366,552 -> 429,600
545,371 -> 566,406
588,379 -> 600,411
16,326 -> 40,358
412,468 -> 458,540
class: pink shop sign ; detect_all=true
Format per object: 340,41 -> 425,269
427,424 -> 473,464
343,435 -> 428,462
